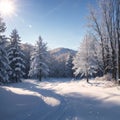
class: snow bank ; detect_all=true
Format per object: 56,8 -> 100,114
94,74 -> 113,81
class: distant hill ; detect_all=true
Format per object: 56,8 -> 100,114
49,47 -> 77,61
50,47 -> 76,56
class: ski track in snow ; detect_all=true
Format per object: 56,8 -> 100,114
0,78 -> 120,120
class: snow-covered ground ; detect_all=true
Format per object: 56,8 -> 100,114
0,78 -> 120,120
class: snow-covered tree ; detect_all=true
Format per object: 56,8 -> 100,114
29,36 -> 49,81
88,0 -> 120,80
73,34 -> 99,82
48,48 -> 76,78
65,53 -> 74,77
0,16 -> 10,83
21,43 -> 34,78
8,29 -> 25,82
47,54 -> 59,77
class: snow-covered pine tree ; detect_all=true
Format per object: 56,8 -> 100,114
8,29 -> 25,82
0,16 -> 10,84
73,34 -> 98,82
21,43 -> 34,78
29,36 -> 49,81
65,53 -> 74,77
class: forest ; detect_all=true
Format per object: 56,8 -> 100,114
0,0 -> 120,84
0,0 -> 120,120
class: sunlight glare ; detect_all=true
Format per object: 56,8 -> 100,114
0,0 -> 15,16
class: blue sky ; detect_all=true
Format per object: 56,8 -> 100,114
3,0 -> 97,50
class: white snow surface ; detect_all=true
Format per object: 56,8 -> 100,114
0,78 -> 120,120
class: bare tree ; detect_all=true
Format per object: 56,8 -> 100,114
115,0 -> 120,81
88,0 -> 120,81
88,7 -> 107,75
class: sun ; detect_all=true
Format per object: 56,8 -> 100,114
0,0 -> 15,16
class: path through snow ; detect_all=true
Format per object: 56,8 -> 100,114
0,78 -> 120,120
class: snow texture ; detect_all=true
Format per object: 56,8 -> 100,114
0,78 -> 120,120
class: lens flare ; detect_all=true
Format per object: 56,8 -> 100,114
0,0 -> 15,16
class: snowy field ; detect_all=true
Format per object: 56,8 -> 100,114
0,78 -> 120,120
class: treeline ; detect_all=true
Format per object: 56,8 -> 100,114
73,0 -> 120,82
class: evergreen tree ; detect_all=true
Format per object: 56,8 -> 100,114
0,16 -> 10,83
8,29 -> 25,82
29,36 -> 49,81
65,53 -> 73,77
21,43 -> 34,78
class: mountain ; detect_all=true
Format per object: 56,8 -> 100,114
49,47 -> 77,61
50,47 -> 76,56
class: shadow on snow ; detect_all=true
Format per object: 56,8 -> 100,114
0,79 -> 120,120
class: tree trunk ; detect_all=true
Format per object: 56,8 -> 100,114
39,76 -> 41,81
39,69 -> 42,81
86,76 -> 89,83
86,67 -> 89,83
